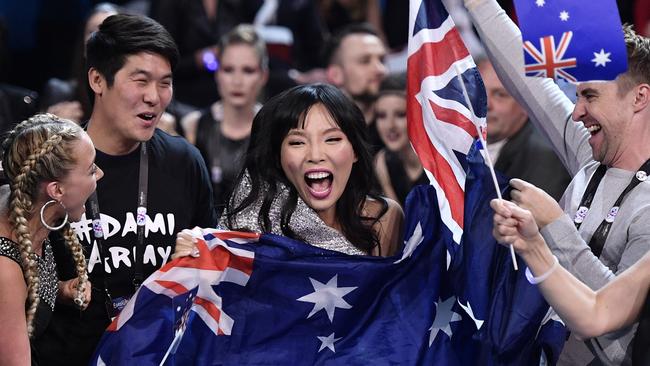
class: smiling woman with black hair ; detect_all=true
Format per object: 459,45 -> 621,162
177,83 -> 403,257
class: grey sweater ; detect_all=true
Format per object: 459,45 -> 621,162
467,1 -> 650,364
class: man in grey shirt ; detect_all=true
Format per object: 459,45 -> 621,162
465,0 -> 650,364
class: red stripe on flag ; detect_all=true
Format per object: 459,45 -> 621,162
406,94 -> 464,228
195,296 -> 223,328
107,317 -> 118,331
161,240 -> 254,275
213,231 -> 260,241
428,99 -> 476,137
408,28 -> 469,79
154,280 -> 189,295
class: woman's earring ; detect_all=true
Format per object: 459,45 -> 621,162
40,199 -> 69,231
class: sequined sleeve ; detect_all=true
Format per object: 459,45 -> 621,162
0,237 -> 21,264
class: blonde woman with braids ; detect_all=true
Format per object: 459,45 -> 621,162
0,113 -> 103,365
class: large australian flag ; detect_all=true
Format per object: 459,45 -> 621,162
90,144 -> 565,366
513,0 -> 627,82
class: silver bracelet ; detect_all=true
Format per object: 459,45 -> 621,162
525,255 -> 559,285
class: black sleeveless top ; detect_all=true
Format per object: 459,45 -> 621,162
195,108 -> 249,216
384,150 -> 428,205
0,237 -> 58,365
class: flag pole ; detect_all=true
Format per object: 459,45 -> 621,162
453,65 -> 519,271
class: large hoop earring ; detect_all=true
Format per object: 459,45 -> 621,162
40,199 -> 68,231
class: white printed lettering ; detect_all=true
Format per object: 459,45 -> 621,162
109,246 -> 132,268
71,214 -> 93,243
167,213 -> 175,235
88,240 -> 102,273
122,212 -> 137,237
146,213 -> 167,236
102,213 -> 122,239
158,246 -> 172,266
143,244 -> 157,266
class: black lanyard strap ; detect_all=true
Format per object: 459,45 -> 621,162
89,142 -> 149,295
573,164 -> 607,228
573,160 -> 650,257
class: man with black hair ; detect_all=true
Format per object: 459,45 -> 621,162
36,14 -> 216,365
324,23 -> 388,154
324,23 -> 388,125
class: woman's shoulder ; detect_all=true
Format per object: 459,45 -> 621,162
364,195 -> 403,219
0,241 -> 25,293
365,196 -> 404,257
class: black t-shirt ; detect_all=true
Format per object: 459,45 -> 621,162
36,129 -> 217,366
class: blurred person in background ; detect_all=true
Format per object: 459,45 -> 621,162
182,24 -> 268,216
373,73 -> 427,207
39,3 -> 119,124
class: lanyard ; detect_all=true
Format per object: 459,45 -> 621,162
573,159 -> 650,257
88,142 -> 149,295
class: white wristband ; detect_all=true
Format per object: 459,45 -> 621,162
525,255 -> 559,285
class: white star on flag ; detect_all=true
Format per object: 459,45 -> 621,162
429,296 -> 463,346
317,333 -> 342,353
458,300 -> 484,330
559,10 -> 570,21
592,49 -> 612,67
394,221 -> 423,263
297,275 -> 357,322
535,0 -> 545,6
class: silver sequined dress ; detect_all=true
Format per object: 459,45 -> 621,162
219,173 -> 366,256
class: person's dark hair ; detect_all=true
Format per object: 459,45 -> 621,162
85,13 -> 179,87
618,24 -> 650,93
378,72 -> 407,97
323,22 -> 382,66
226,83 -> 387,253
68,2 -> 120,120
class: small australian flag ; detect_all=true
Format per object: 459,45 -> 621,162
513,0 -> 627,82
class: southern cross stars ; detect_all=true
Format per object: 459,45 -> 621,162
559,10 -> 570,21
297,275 -> 357,322
458,300 -> 484,330
535,0 -> 545,6
592,49 -> 612,67
317,333 -> 342,353
429,296 -> 462,346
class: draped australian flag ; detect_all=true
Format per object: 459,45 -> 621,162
91,0 -> 565,364
91,147 -> 565,366
513,0 -> 627,82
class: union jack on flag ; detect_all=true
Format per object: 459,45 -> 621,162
514,0 -> 627,82
524,32 -> 577,82
407,0 -> 487,244
94,230 -> 260,365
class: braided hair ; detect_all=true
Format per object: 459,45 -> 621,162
1,113 -> 88,336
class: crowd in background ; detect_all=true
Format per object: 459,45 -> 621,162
1,1 -> 650,365
0,0 -> 646,123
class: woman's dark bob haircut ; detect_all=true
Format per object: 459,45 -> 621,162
226,83 -> 386,253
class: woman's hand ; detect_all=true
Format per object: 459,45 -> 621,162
490,199 -> 545,255
57,277 -> 91,310
172,229 -> 200,259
